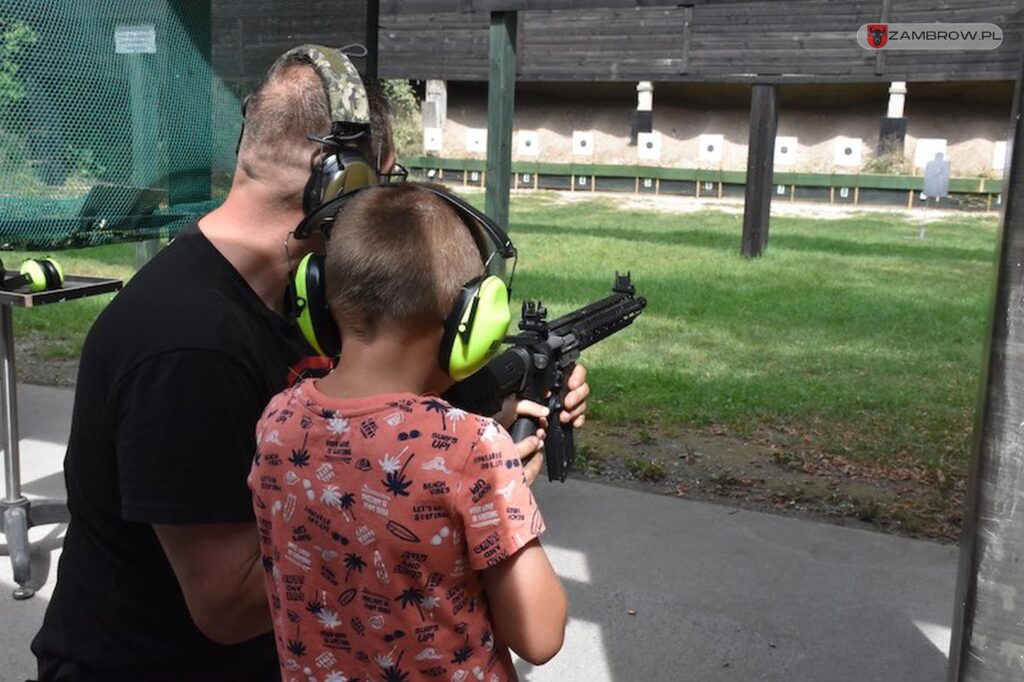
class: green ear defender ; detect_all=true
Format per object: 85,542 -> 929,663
439,275 -> 512,381
1,257 -> 64,292
290,252 -> 340,358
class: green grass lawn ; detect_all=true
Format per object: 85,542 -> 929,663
7,194 -> 998,475
500,193 -> 997,476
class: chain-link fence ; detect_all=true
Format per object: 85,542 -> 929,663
1,1 -> 372,250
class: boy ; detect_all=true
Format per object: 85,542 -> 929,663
248,183 -> 568,682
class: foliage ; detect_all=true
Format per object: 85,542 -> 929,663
0,18 -> 37,113
382,79 -> 422,161
863,146 -> 912,175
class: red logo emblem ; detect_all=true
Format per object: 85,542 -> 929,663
867,24 -> 888,48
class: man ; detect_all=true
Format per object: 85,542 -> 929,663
31,47 -> 589,681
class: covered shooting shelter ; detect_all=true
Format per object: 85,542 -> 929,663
379,1 -> 1024,679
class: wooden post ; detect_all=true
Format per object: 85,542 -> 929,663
948,48 -> 1024,682
741,83 -> 779,258
365,0 -> 380,80
485,11 -> 517,229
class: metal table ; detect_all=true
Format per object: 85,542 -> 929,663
0,274 -> 122,599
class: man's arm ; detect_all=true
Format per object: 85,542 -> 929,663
153,523 -> 272,645
481,539 -> 568,665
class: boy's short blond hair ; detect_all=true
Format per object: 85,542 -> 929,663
324,184 -> 484,338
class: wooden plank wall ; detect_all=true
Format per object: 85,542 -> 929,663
212,0 -> 369,82
379,0 -> 1024,82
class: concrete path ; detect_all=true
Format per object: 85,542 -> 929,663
0,385 -> 959,681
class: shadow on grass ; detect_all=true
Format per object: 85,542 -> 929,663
510,221 -> 997,264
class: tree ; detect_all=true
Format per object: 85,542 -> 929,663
0,19 -> 37,113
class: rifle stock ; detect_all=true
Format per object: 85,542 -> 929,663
444,273 -> 646,481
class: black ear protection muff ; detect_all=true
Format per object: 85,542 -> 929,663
0,257 -> 64,292
290,184 -> 517,381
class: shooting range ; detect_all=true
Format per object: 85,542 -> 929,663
1,0 -> 1024,680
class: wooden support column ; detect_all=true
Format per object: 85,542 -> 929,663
365,0 -> 380,80
948,49 -> 1024,682
741,83 -> 778,258
485,11 -> 517,229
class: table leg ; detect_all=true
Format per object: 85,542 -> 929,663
0,304 -> 33,598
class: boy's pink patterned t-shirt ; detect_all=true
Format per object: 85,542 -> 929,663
248,379 -> 545,682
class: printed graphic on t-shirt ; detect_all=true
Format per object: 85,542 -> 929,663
249,381 -> 544,682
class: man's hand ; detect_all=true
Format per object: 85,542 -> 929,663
561,364 -> 590,428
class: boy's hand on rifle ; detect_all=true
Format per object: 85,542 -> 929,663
496,398 -> 549,485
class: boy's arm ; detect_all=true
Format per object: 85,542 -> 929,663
481,538 -> 568,665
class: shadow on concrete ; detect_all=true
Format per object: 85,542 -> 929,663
515,480 -> 954,681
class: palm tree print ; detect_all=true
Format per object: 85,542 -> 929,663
324,672 -> 348,682
382,452 -> 415,497
378,649 -> 409,682
306,600 -> 323,615
420,595 -> 440,619
316,607 -> 342,629
327,415 -> 349,435
396,587 -> 425,620
338,491 -> 356,521
286,639 -> 306,658
450,634 -> 474,664
445,406 -> 468,430
422,398 -> 449,430
289,432 -> 311,468
344,552 -> 366,582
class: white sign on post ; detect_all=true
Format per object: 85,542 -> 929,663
115,25 -> 156,54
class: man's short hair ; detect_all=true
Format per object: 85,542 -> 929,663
238,53 -> 392,180
324,184 -> 484,338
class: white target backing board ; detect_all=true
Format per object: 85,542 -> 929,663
833,137 -> 862,167
698,134 -> 724,162
465,128 -> 487,153
774,136 -> 798,166
572,131 -> 594,156
914,138 -> 947,170
637,132 -> 661,160
517,131 -> 539,156
423,127 -> 442,152
993,140 -> 1008,171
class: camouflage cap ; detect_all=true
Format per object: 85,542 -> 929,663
276,44 -> 370,128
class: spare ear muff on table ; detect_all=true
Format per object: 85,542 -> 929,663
0,257 -> 65,292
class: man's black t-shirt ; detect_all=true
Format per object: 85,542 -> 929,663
31,224 -> 318,681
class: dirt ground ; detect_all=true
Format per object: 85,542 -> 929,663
573,422 -> 963,543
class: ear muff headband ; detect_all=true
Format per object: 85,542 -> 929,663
440,275 -> 512,382
276,44 -> 370,134
293,253 -> 340,358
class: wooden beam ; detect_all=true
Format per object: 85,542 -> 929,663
484,11 -> 517,228
741,83 -> 778,258
874,0 -> 891,76
366,0 -> 380,79
948,46 -> 1024,682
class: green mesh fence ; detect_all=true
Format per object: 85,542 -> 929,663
0,1 -> 238,249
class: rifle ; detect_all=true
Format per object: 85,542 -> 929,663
444,272 -> 647,482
